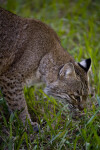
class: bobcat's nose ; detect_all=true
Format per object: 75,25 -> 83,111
78,102 -> 86,110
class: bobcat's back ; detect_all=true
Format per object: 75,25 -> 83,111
0,7 -> 61,75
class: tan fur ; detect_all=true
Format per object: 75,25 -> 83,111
0,8 -> 90,126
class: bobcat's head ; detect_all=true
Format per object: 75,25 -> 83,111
44,58 -> 91,111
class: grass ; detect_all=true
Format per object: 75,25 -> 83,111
0,0 -> 100,149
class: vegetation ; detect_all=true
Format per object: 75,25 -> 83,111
0,0 -> 100,149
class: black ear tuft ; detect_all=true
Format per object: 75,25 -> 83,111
78,58 -> 91,72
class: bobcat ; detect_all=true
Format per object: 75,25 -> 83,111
0,7 -> 91,131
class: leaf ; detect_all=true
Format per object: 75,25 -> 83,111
86,108 -> 100,126
97,96 -> 100,107
0,111 -> 8,127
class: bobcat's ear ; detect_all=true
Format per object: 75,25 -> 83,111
78,58 -> 91,72
59,63 -> 76,78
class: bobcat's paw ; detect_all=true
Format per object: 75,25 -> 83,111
31,122 -> 40,133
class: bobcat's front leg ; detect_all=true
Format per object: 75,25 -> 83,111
0,71 -> 39,132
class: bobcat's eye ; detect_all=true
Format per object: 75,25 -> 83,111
75,96 -> 81,102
